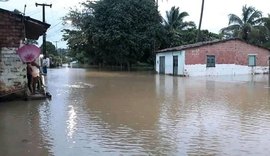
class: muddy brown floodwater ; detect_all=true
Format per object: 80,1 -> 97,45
0,68 -> 270,156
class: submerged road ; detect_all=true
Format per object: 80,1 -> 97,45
0,68 -> 270,155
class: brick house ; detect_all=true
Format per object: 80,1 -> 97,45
0,8 -> 50,98
156,38 -> 270,76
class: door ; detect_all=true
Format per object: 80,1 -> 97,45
173,55 -> 178,75
159,56 -> 165,74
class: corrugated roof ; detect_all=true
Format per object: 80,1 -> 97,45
156,38 -> 270,53
0,8 -> 50,40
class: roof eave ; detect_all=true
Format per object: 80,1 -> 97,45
0,8 -> 51,40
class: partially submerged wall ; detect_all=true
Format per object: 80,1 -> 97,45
0,9 -> 26,97
0,48 -> 26,97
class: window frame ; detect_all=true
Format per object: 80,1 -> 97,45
206,55 -> 216,67
248,54 -> 257,67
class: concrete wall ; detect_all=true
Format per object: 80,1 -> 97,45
185,64 -> 268,76
0,11 -> 26,97
0,48 -> 26,96
184,40 -> 269,76
156,51 -> 185,75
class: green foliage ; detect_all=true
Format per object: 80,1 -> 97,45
161,6 -> 220,48
221,5 -> 265,42
63,1 -> 224,68
162,6 -> 195,47
260,14 -> 270,48
40,41 -> 64,67
64,0 -> 162,68
40,41 -> 57,56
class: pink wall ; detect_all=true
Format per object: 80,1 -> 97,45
185,40 -> 270,66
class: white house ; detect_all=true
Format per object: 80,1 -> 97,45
156,38 -> 270,76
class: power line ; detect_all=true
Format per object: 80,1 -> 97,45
35,3 -> 52,56
48,21 -> 62,30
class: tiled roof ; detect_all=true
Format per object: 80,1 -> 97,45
156,38 -> 270,53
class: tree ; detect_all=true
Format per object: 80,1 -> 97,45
221,5 -> 265,42
262,14 -> 270,48
162,6 -> 195,47
40,41 -> 63,67
64,0 -> 162,69
40,41 -> 57,56
163,6 -> 194,31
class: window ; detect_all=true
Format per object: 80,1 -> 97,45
248,55 -> 256,66
206,55 -> 215,67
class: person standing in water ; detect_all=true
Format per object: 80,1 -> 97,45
42,55 -> 50,75
30,61 -> 40,94
26,62 -> 33,93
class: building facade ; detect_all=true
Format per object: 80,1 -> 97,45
156,38 -> 270,76
0,8 -> 49,98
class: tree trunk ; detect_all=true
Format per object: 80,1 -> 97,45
196,0 -> 205,42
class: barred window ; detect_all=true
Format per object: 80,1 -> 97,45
248,55 -> 256,66
206,55 -> 215,67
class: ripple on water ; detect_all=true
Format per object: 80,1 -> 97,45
2,69 -> 270,156
65,82 -> 95,89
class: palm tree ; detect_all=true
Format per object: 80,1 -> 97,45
221,5 -> 264,41
260,14 -> 270,47
163,6 -> 195,47
163,6 -> 195,31
196,0 -> 205,42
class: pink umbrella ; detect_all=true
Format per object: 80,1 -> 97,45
17,44 -> 41,63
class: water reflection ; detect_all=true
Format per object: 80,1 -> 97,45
154,74 -> 270,155
0,100 -> 51,156
67,105 -> 77,139
0,68 -> 270,155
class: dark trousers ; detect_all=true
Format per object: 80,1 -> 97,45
43,66 -> 47,74
27,74 -> 32,92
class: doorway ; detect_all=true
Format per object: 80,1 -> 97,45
173,55 -> 178,75
159,56 -> 165,74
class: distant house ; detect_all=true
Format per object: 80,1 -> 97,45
0,8 -> 50,98
156,38 -> 270,76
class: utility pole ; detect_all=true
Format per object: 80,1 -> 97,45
23,4 -> 26,15
54,41 -> 62,65
36,3 -> 52,56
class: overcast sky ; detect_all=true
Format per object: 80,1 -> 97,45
1,0 -> 269,48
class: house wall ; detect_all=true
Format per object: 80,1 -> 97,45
0,12 -> 26,97
184,64 -> 261,76
156,40 -> 270,77
156,51 -> 185,75
185,40 -> 269,66
0,12 -> 23,48
0,48 -> 27,96
185,41 -> 235,65
184,40 -> 269,76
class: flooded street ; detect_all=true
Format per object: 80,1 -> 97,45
1,68 -> 270,156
